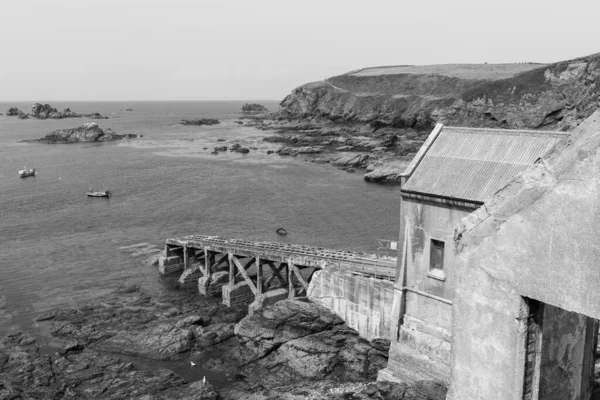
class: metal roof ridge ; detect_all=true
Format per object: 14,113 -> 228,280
401,122 -> 444,177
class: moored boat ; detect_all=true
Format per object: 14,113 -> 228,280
18,167 -> 36,178
87,188 -> 111,198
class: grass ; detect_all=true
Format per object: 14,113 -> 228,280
349,63 -> 546,81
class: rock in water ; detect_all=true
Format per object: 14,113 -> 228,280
241,103 -> 269,114
6,107 -> 22,116
31,102 -> 58,119
180,118 -> 220,126
28,123 -> 138,143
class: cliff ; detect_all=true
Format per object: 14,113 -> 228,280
279,53 -> 600,132
247,53 -> 600,183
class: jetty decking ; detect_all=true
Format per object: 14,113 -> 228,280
159,234 -> 396,310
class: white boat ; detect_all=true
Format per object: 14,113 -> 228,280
87,188 -> 111,198
19,167 -> 36,178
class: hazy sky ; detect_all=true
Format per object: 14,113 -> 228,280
1,0 -> 598,101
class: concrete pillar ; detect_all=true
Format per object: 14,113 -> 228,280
248,288 -> 289,316
204,249 -> 213,278
222,281 -> 254,307
198,271 -> 229,297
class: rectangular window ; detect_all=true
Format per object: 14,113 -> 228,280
430,239 -> 445,270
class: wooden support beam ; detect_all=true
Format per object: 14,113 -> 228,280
256,256 -> 263,294
183,246 -> 189,269
264,261 -> 286,288
228,253 -> 235,284
204,249 -> 212,277
233,257 -> 255,277
212,253 -> 229,270
289,260 -> 309,293
288,262 -> 294,298
231,255 -> 257,295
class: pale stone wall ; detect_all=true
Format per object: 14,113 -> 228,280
307,269 -> 395,341
448,111 -> 600,400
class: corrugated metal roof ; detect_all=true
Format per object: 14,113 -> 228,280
401,126 -> 568,203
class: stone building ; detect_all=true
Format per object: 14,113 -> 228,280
447,111 -> 600,399
379,123 -> 568,384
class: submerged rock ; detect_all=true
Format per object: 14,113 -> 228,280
26,122 -> 138,143
230,143 -> 250,153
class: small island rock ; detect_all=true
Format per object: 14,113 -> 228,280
241,103 -> 268,114
6,107 -> 22,116
180,118 -> 220,126
27,122 -> 138,144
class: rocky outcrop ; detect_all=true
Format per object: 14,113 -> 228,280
99,323 -> 195,360
233,299 -> 388,385
26,123 -> 138,143
31,286 -> 395,399
241,103 -> 269,114
0,330 -> 201,399
6,107 -> 21,116
5,103 -> 108,119
180,118 -> 220,126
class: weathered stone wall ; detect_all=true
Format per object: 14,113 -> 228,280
448,111 -> 600,400
307,269 -> 395,341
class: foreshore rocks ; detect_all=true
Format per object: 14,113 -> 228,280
245,116 -> 420,182
12,283 -> 434,399
23,122 -> 139,143
6,103 -> 109,120
180,118 -> 220,126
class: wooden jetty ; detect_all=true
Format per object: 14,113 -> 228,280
159,234 -> 396,312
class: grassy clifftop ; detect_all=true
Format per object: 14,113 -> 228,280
279,53 -> 600,132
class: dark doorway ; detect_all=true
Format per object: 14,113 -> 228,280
522,298 -> 598,400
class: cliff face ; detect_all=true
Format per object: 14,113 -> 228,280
279,53 -> 600,132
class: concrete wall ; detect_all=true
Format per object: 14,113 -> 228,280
400,198 -> 475,301
308,269 -> 395,341
448,111 -> 600,400
380,198 -> 475,384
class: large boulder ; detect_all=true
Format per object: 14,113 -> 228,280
235,299 -> 344,363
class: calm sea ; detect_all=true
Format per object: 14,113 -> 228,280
0,101 -> 400,338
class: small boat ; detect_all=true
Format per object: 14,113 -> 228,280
19,166 -> 36,178
276,228 -> 288,236
87,188 -> 111,198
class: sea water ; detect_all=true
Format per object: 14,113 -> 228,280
0,100 -> 400,339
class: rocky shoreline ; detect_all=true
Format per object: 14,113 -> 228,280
0,278 -> 446,399
244,114 -> 419,183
